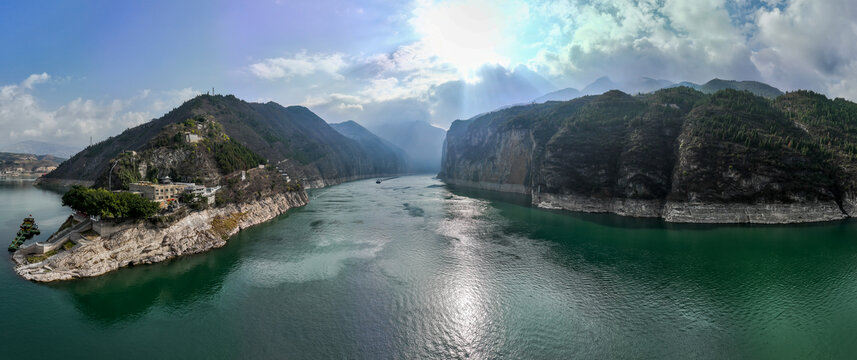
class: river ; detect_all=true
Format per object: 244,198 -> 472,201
2,176 -> 857,358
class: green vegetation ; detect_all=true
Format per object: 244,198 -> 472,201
697,79 -> 784,99
210,139 -> 265,173
777,90 -> 857,159
62,185 -> 160,219
63,241 -> 75,250
444,85 -> 857,205
116,156 -> 142,189
180,192 -> 209,211
27,249 -> 57,264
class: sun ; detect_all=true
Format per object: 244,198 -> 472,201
410,0 -> 522,77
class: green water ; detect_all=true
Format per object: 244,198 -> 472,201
3,176 -> 857,358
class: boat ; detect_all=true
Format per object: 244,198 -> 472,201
376,179 -> 381,184
8,215 -> 39,252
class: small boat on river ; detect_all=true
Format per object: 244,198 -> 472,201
8,215 -> 39,252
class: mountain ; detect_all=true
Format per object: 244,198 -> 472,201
40,94 -> 405,189
535,77 -> 783,104
581,76 -> 619,95
533,87 -> 581,103
0,152 -> 63,174
368,120 -> 447,174
330,120 -> 406,173
0,141 -> 79,158
440,87 -> 857,224
625,77 -> 675,94
696,79 -> 783,98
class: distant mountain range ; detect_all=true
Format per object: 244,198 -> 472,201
330,120 -> 407,173
0,141 -> 80,158
0,152 -> 63,173
533,77 -> 784,103
368,120 -> 447,174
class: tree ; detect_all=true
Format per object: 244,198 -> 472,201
62,185 -> 159,219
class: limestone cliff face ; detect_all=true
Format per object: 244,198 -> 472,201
440,88 -> 857,224
441,116 -> 536,194
15,191 -> 308,282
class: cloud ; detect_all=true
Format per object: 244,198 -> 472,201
151,87 -> 201,113
306,63 -> 552,127
0,74 -> 205,148
250,51 -> 347,80
528,0 -> 760,85
246,0 -> 857,131
21,72 -> 50,89
751,0 -> 857,99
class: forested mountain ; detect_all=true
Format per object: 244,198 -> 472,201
330,120 -> 406,174
441,87 -> 857,223
40,95 -> 405,188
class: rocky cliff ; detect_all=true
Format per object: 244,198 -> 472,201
441,87 -> 857,224
15,191 -> 308,282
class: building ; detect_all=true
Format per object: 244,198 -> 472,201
184,132 -> 201,143
129,181 -> 186,207
174,182 -> 221,205
130,180 -> 222,208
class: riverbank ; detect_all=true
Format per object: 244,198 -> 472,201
443,178 -> 851,224
14,191 -> 309,282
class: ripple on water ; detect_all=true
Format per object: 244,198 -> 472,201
237,246 -> 382,287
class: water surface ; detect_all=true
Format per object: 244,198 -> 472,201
2,176 -> 857,358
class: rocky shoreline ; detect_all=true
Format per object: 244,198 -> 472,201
445,178 -> 852,224
14,191 -> 308,282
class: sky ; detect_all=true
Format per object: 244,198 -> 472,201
2,0 -> 856,149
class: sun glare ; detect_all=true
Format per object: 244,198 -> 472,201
411,0 -> 522,78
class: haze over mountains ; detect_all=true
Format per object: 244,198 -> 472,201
0,141 -> 80,159
533,77 -> 785,103
367,121 -> 447,173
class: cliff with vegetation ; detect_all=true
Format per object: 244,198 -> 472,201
38,94 -> 405,188
440,86 -> 857,224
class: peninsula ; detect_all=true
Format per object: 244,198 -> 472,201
13,94 -> 405,282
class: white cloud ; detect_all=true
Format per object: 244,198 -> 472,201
151,87 -> 201,113
250,0 -> 857,130
527,0 -> 758,85
409,0 -> 527,73
751,0 -> 857,99
0,74 -> 207,148
20,72 -> 50,89
250,51 -> 347,80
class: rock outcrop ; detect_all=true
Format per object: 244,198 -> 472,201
441,87 -> 857,224
15,191 -> 308,282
